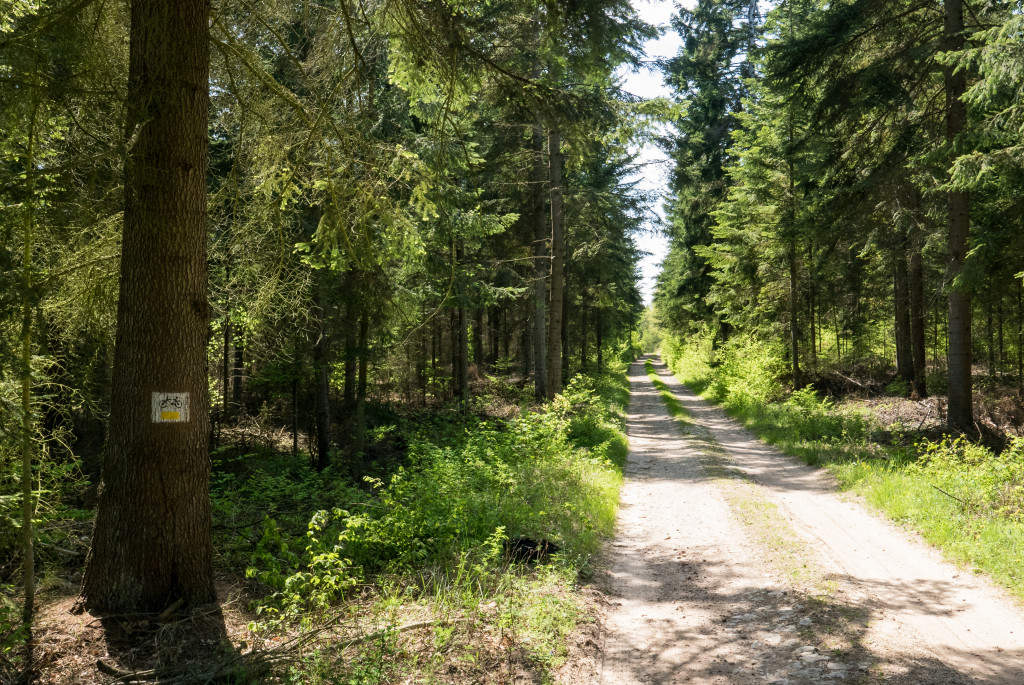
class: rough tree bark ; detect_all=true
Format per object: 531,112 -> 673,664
944,0 -> 972,431
231,332 -> 244,408
473,307 -> 484,368
580,285 -> 589,373
545,125 -> 564,399
532,115 -> 548,399
343,292 -> 356,409
80,0 -> 214,612
894,227 -> 914,387
908,188 -> 928,398
354,314 -> 369,461
788,241 -> 801,388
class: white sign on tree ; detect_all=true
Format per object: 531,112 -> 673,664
151,392 -> 189,423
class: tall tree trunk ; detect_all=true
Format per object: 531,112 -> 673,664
473,307 -> 484,368
20,88 -> 40,646
449,309 -> 457,400
561,281 -> 570,382
987,299 -> 995,379
580,291 -> 589,373
354,314 -> 369,465
807,239 -> 817,367
596,307 -> 604,371
458,304 -> 469,405
292,375 -> 298,458
545,125 -> 564,399
944,0 -> 973,431
788,241 -> 801,388
221,266 -> 231,423
343,295 -> 356,409
531,112 -> 548,399
314,281 -> 331,472
431,315 -> 438,399
81,0 -> 214,611
894,230 -> 914,386
997,296 -> 1004,373
1017,279 -> 1023,389
522,313 -> 532,377
910,238 -> 928,398
232,332 -> 244,408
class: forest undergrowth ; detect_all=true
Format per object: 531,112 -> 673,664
660,333 -> 1024,603
1,364 -> 631,684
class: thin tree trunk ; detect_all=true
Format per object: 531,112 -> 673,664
997,296 -> 1004,374
1017,279 -> 1023,389
522,316 -> 532,377
502,305 -> 510,360
807,239 -> 817,367
532,111 -> 548,399
81,0 -> 214,611
232,332 -> 244,408
20,87 -> 40,648
910,220 -> 928,397
987,299 -> 995,379
894,231 -> 914,386
580,291 -> 589,373
562,282 -> 570,382
473,307 -> 484,368
314,279 -> 331,472
596,308 -> 604,371
944,0 -> 973,431
431,315 -> 438,400
458,303 -> 469,404
292,375 -> 298,458
449,309 -> 457,400
354,314 -> 369,465
546,125 -> 564,400
222,269 -> 231,422
788,241 -> 801,388
343,298 -> 356,409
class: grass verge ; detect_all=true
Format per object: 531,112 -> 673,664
660,333 -> 1024,602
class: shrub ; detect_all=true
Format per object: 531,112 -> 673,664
242,370 -> 627,630
911,437 -> 1024,521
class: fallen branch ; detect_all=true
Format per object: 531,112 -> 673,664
931,484 -> 968,507
832,371 -> 870,392
337,617 -> 474,649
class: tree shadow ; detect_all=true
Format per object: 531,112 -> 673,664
91,596 -> 257,683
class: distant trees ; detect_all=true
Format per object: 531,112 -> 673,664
655,0 -> 1024,432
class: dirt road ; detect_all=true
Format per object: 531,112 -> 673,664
593,356 -> 1024,685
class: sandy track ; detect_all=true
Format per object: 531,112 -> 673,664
594,356 -> 1024,685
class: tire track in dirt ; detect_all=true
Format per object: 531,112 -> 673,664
594,355 -> 1024,685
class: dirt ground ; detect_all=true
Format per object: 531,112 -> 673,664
570,355 -> 1024,685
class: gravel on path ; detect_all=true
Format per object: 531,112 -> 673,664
592,355 -> 1024,685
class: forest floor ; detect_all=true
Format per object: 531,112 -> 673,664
570,355 -> 1024,685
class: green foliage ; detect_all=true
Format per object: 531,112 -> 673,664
663,330 -> 872,465
663,330 -> 785,407
241,370 -> 628,633
911,438 -> 1024,522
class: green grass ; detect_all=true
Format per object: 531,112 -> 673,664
644,359 -> 688,422
660,332 -> 1024,602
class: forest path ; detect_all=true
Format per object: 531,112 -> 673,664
592,355 -> 1024,685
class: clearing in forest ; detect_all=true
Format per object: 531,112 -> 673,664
583,355 -> 1024,685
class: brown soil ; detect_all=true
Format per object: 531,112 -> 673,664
570,355 -> 1024,685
